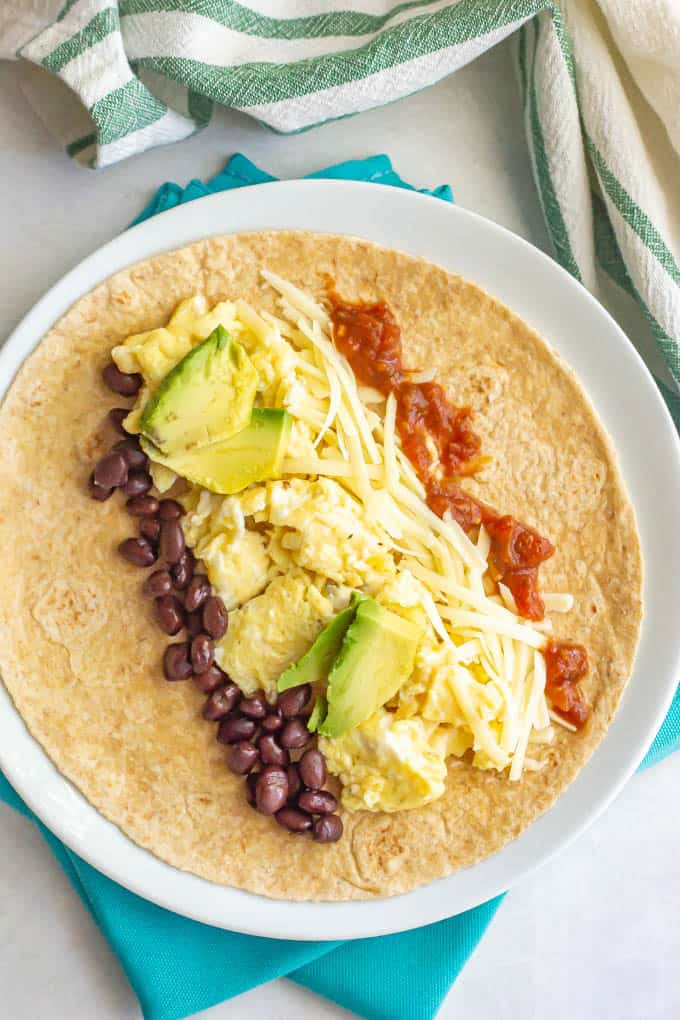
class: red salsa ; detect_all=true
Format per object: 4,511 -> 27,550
328,286 -> 590,728
544,641 -> 590,728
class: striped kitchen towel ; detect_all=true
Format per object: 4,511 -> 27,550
1,0 -> 678,419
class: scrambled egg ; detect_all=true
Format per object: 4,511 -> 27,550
181,475 -> 396,606
417,640 -> 468,727
418,646 -> 510,772
113,297 -> 246,383
199,530 -> 270,612
215,570 -> 334,697
180,486 -> 271,609
264,478 -> 396,591
375,570 -> 429,628
319,708 -> 447,812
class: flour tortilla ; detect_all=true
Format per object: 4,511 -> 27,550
0,232 -> 642,901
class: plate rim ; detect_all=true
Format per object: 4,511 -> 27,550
1,179 -> 678,940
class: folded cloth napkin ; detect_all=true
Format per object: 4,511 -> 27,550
2,1 -> 679,423
0,153 -> 678,1020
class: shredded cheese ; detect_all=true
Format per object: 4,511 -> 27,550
281,457 -> 382,480
498,581 -> 519,614
449,666 -> 509,768
476,523 -> 491,559
255,272 -> 579,781
261,269 -> 330,327
358,385 -> 385,404
406,368 -> 436,383
395,483 -> 485,573
542,593 -> 575,613
509,651 -> 547,780
405,561 -> 521,622
383,392 -> 399,494
549,709 -> 578,732
438,608 -> 547,649
290,311 -> 382,466
394,446 -> 426,498
420,590 -> 455,647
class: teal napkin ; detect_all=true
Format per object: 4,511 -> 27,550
130,153 -> 453,226
1,154 -> 678,1020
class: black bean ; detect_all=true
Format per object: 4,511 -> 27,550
277,684 -> 311,718
126,494 -> 159,517
245,771 -> 259,807
184,575 -> 211,612
102,362 -> 142,396
240,691 -> 267,719
202,596 -> 228,639
261,712 -> 283,733
158,499 -> 184,520
298,790 -> 337,815
258,733 -> 290,767
155,595 -> 185,636
228,741 -> 259,775
143,569 -> 172,597
159,520 -> 185,564
118,537 -> 156,567
255,765 -> 288,815
108,407 -> 130,435
122,471 -> 153,497
88,472 -> 113,502
94,451 -> 128,489
217,716 -> 256,744
202,682 -> 241,720
275,807 -> 312,833
279,718 -> 310,749
140,518 -> 161,543
171,550 -> 194,590
193,664 -> 228,694
313,814 -> 343,843
191,633 -> 213,674
286,764 -> 302,802
163,641 -> 192,680
113,438 -> 148,471
298,749 -> 327,790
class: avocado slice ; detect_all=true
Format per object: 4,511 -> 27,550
141,408 -> 292,495
307,695 -> 328,733
139,325 -> 257,454
319,597 -> 424,738
277,592 -> 367,692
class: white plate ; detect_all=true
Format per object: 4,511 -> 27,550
1,181 -> 679,941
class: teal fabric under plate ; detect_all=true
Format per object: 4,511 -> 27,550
0,154 -> 677,1020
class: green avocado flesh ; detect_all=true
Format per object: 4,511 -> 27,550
139,326 -> 258,454
307,695 -> 328,733
141,408 -> 292,494
277,592 -> 367,692
319,598 -> 424,738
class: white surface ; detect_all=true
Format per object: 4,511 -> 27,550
2,174 -> 680,940
1,35 -> 678,1019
